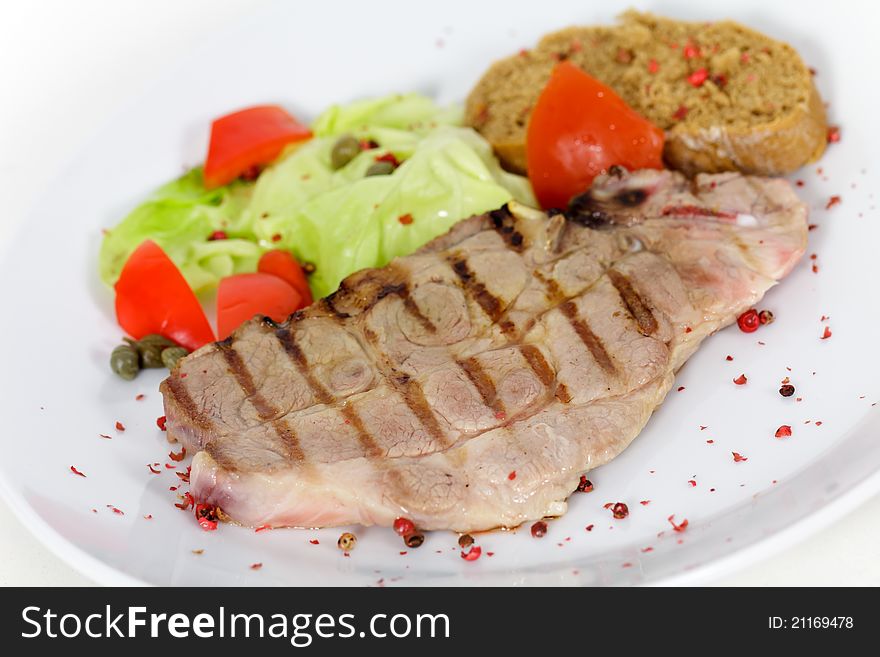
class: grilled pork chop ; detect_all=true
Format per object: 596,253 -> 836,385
161,169 -> 807,532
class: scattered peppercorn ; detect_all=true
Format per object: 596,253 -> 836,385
531,521 -> 548,538
301,261 -> 316,275
758,310 -> 774,325
337,532 -> 357,551
195,504 -> 219,531
393,517 -> 415,536
403,532 -> 424,548
737,309 -> 760,333
779,384 -> 796,397
576,476 -> 594,493
458,534 -> 474,549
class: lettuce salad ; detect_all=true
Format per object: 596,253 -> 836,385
99,94 -> 535,299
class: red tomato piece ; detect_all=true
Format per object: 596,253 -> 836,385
216,273 -> 302,340
257,250 -> 313,306
114,240 -> 215,351
526,62 -> 665,209
204,105 -> 311,189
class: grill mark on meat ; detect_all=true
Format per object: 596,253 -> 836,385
216,341 -> 306,463
339,404 -> 383,457
217,341 -> 277,418
559,301 -> 616,374
555,382 -> 572,403
458,356 -> 505,417
535,270 -> 564,303
520,344 -> 555,389
449,257 -> 504,323
376,270 -> 437,335
489,206 -> 525,252
274,329 -> 380,457
164,374 -> 213,433
607,269 -> 658,336
395,375 -> 450,448
321,293 -> 350,320
274,329 -> 334,406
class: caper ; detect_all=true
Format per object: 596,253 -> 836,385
161,346 -> 189,370
365,160 -> 395,177
127,334 -> 173,368
110,344 -> 140,380
330,134 -> 360,170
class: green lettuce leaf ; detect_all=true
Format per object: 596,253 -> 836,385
99,94 -> 535,301
249,121 -> 536,297
98,168 -> 260,293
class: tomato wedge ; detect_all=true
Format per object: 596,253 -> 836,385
115,240 -> 215,351
216,273 -> 303,340
204,105 -> 312,189
526,61 -> 665,209
257,250 -> 313,306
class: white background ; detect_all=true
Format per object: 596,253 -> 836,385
0,0 -> 877,586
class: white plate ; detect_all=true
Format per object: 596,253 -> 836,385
1,0 -> 878,586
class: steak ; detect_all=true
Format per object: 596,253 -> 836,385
160,168 -> 807,532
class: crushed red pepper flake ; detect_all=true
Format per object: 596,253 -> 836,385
648,58 -> 660,73
700,425 -> 708,430
688,480 -> 697,487
706,439 -> 714,444
641,546 -> 654,553
827,126 -> 841,143
147,464 -> 161,474
815,421 -> 823,426
507,470 -> 516,481
192,549 -> 204,555
821,326 -> 832,340
165,463 -> 176,470
775,425 -> 792,438
255,524 -> 272,533
398,213 -> 414,226
610,502 -> 629,519
733,374 -> 748,385
725,355 -> 734,361
309,539 -> 320,545
250,563 -> 263,570
169,447 -> 186,462
135,394 -> 145,401
732,452 -> 748,462
668,515 -> 689,532
175,492 -> 194,510
156,416 -> 167,431
70,466 -> 86,478
115,421 -> 125,432
107,505 -> 124,515
826,195 -> 842,210
640,500 -> 651,506
672,105 -> 688,120
143,514 -> 153,520
99,433 -> 112,439
686,67 -> 709,87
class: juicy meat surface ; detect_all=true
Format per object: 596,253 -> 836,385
160,169 -> 807,532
